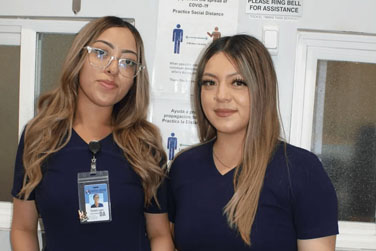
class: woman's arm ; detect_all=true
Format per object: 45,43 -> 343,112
145,213 -> 174,251
11,198 -> 40,251
170,222 -> 174,239
298,235 -> 336,251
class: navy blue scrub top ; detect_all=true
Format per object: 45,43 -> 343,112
168,140 -> 338,251
12,129 -> 167,251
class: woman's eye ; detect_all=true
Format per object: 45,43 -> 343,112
119,59 -> 137,67
201,80 -> 216,86
233,79 -> 247,87
93,48 -> 108,59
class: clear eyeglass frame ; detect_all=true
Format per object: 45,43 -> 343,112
84,46 -> 145,78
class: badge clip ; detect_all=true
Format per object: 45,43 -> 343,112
89,141 -> 101,175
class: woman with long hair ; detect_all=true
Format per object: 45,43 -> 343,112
11,16 -> 173,251
167,34 -> 338,250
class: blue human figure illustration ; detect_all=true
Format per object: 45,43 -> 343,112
167,132 -> 178,160
172,24 -> 183,54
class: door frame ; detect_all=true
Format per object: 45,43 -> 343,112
0,17 -> 90,230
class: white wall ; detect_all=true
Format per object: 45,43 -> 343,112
0,0 -> 159,78
1,0 -> 376,249
1,0 -> 376,139
0,229 -> 11,250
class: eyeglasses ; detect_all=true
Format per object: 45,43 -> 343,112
84,46 -> 144,78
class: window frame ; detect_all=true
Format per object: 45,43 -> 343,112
290,30 -> 376,250
0,18 -> 90,231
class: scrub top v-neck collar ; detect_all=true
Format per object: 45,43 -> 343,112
208,140 -> 236,178
72,128 -> 113,147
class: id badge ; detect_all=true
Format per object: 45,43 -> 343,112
77,171 -> 112,223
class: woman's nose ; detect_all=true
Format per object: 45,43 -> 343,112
105,56 -> 119,75
215,82 -> 231,102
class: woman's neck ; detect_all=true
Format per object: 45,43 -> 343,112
213,130 -> 246,174
73,102 -> 113,143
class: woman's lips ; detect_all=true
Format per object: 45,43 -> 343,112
98,80 -> 117,89
214,108 -> 236,117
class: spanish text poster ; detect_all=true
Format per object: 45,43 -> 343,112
152,0 -> 239,96
151,97 -> 199,162
246,0 -> 303,17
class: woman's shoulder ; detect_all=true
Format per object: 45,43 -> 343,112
173,140 -> 213,161
272,142 -> 334,191
168,140 -> 214,174
272,141 -> 321,167
268,141 -> 327,184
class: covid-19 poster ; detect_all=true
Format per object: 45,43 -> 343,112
151,0 -> 239,160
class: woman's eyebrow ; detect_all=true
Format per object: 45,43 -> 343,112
120,49 -> 137,56
94,40 -> 114,48
202,72 -> 240,79
202,72 -> 216,77
93,39 -> 137,56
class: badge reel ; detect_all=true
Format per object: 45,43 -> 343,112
77,141 -> 112,223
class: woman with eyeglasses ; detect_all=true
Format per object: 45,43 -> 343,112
11,16 -> 174,251
167,35 -> 338,251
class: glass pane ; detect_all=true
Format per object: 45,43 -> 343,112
312,60 -> 376,223
36,33 -> 75,102
0,45 -> 20,202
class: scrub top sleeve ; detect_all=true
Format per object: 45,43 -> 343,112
144,177 -> 168,213
166,170 -> 176,223
11,129 -> 36,200
292,153 -> 338,239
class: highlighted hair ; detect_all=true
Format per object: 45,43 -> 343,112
194,34 -> 281,245
20,16 -> 166,206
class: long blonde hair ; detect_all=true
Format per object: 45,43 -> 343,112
20,16 -> 166,206
194,35 -> 281,245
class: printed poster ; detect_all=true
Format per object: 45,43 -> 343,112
152,0 -> 239,96
151,0 -> 239,156
151,97 -> 199,162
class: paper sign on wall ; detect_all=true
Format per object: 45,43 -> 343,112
246,0 -> 303,17
151,0 -> 239,155
151,97 -> 199,162
152,0 -> 239,96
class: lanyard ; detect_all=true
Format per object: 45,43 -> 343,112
77,140 -> 112,223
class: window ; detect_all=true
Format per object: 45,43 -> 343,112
0,18 -> 89,233
291,31 -> 376,250
312,60 -> 376,223
0,34 -> 20,202
36,33 -> 76,101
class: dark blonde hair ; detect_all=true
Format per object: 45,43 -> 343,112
194,34 -> 281,245
20,16 -> 166,206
